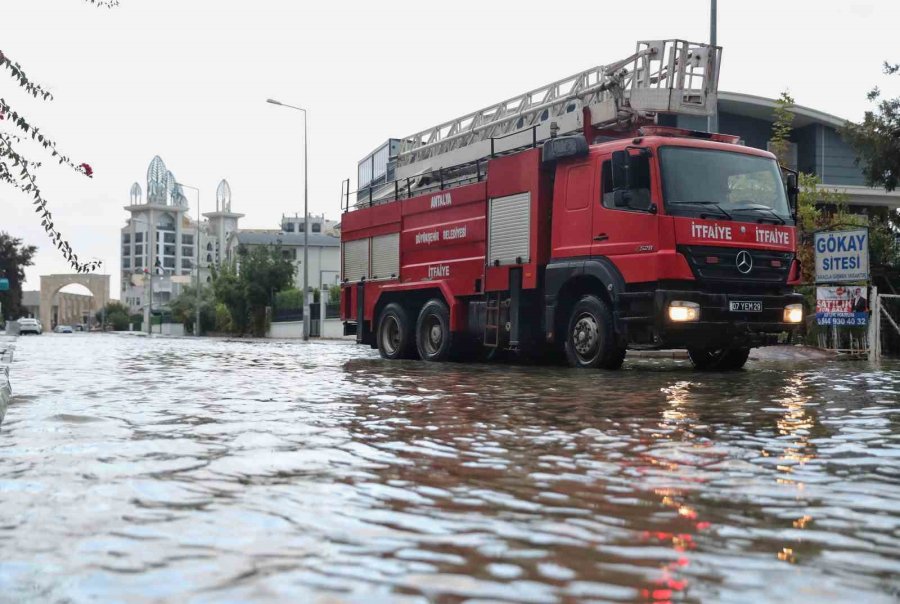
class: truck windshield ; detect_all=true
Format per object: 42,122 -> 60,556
659,147 -> 792,222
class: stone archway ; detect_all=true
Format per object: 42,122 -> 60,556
39,274 -> 110,330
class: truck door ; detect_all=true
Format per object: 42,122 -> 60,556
591,153 -> 659,283
550,159 -> 597,259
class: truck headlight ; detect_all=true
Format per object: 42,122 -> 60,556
784,304 -> 803,324
668,301 -> 700,322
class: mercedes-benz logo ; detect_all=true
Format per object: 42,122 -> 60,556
736,250 -> 753,274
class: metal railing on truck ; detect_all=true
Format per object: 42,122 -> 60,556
340,126 -> 543,213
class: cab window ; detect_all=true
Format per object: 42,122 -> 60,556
601,158 -> 651,210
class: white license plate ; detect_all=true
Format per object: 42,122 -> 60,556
730,301 -> 762,312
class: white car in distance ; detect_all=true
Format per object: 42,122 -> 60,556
18,318 -> 42,335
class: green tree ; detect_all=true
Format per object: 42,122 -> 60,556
842,62 -> 900,192
95,301 -> 130,331
769,91 -> 796,165
327,285 -> 341,305
211,244 -> 294,336
239,244 -> 295,336
0,232 -> 37,321
169,284 -> 216,334
211,261 -> 249,334
0,0 -> 115,273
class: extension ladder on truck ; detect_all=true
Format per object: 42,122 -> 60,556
388,40 -> 721,196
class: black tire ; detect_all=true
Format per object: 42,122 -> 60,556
687,346 -> 750,371
416,299 -> 456,362
564,295 -> 625,369
376,303 -> 416,360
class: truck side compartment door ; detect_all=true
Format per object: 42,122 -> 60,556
550,160 -> 597,259
591,155 -> 659,283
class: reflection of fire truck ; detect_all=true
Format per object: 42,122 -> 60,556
340,39 -> 804,371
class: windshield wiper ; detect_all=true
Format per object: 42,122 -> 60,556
732,205 -> 786,224
670,201 -> 733,220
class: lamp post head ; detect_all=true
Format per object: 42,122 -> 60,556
266,98 -> 282,106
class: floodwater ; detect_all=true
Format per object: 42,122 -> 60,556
1,335 -> 899,603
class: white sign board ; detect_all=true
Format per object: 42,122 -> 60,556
814,228 -> 868,283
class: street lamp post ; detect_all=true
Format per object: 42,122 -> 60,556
177,182 -> 202,336
267,98 -> 310,341
708,0 -> 718,133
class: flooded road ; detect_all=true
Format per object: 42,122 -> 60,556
1,334 -> 899,602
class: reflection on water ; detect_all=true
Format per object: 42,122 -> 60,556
1,335 -> 899,602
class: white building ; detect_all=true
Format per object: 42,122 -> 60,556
279,213 -> 340,238
120,156 -> 243,314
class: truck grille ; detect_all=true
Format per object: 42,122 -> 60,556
680,245 -> 793,284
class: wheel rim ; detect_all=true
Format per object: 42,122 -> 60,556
381,315 -> 402,355
572,312 -> 600,363
422,314 -> 443,356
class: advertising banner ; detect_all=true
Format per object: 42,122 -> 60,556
814,228 -> 869,283
816,286 -> 868,326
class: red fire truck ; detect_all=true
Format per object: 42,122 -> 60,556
340,40 -> 803,370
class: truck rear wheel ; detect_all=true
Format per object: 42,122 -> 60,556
688,346 -> 750,371
564,295 -> 625,369
416,299 -> 455,362
376,303 -> 416,360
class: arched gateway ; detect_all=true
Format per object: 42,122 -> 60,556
39,274 -> 110,329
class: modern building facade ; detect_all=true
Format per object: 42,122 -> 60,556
120,156 -> 243,314
661,91 -> 900,209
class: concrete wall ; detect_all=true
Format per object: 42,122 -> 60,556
267,319 -> 346,339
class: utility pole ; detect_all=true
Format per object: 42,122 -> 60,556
708,0 -> 719,133
267,98 -> 310,341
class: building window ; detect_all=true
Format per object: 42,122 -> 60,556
206,276 -> 212,283
135,232 -> 144,243
283,222 -> 295,232
182,246 -> 193,256
282,249 -> 292,259
163,245 -> 176,256
134,244 -> 143,255
122,233 -> 131,244
182,234 -> 194,244
164,232 -> 176,243
163,257 -> 175,268
122,247 -> 131,257
206,254 -> 212,263
206,242 -> 213,251
182,258 -> 192,268
123,259 -> 131,269
298,223 -> 305,233
312,223 -> 321,233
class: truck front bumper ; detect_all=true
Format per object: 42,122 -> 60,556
652,289 -> 805,349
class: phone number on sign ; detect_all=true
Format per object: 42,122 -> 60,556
816,316 -> 868,326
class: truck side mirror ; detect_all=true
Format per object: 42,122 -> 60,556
611,150 -> 628,190
786,172 -> 799,214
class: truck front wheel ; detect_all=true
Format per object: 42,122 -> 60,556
564,295 -> 625,370
687,346 -> 750,371
416,299 -> 456,362
376,303 -> 416,360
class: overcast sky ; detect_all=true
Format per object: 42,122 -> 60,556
4,0 -> 899,294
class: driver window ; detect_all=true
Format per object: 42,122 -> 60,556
601,157 -> 652,210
